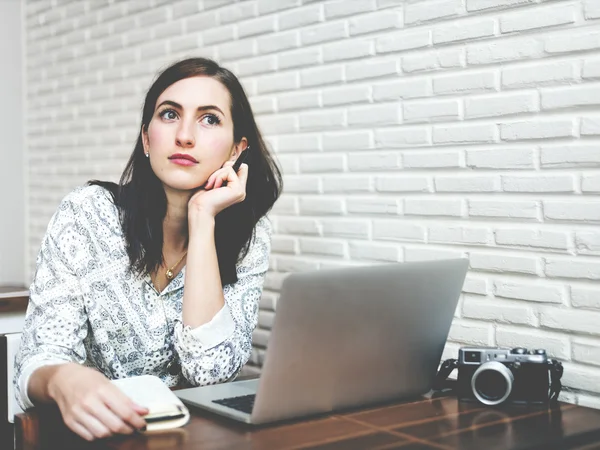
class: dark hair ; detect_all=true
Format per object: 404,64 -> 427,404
91,57 -> 282,285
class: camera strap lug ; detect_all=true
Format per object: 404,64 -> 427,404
432,358 -> 458,391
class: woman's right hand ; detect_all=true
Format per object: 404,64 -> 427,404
47,363 -> 148,441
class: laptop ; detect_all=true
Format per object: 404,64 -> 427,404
175,258 -> 469,425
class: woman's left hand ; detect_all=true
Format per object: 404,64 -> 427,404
188,161 -> 248,221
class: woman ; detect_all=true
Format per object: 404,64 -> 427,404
14,57 -> 282,441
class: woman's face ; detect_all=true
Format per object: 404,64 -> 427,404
142,76 -> 246,192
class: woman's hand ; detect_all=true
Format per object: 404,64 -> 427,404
188,161 -> 249,221
48,363 -> 148,441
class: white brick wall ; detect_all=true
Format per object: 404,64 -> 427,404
24,0 -> 600,407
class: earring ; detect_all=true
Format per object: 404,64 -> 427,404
145,153 -> 149,158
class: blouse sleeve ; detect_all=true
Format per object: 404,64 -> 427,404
173,216 -> 272,386
14,192 -> 91,410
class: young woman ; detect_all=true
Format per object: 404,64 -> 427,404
14,57 -> 282,441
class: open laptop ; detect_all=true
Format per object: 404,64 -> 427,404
175,258 -> 469,425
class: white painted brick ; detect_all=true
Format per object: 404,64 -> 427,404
576,231 -> 600,256
467,0 -> 535,12
217,2 -> 257,24
448,320 -> 493,346
277,218 -> 321,236
470,252 -> 541,275
278,48 -> 321,70
435,176 -> 500,193
376,29 -> 431,54
405,0 -> 463,24
279,4 -> 322,30
347,198 -> 401,215
573,339 -> 600,367
541,308 -> 600,337
582,175 -> 600,193
545,30 -> 600,54
500,119 -> 575,141
323,177 -> 373,193
434,124 -> 497,144
500,4 -> 576,34
429,226 -> 492,245
278,134 -> 320,153
301,22 -> 348,46
541,145 -> 600,168
299,237 -> 347,257
373,78 -> 431,101
463,277 -> 488,295
349,241 -> 401,262
376,176 -> 431,193
373,221 -> 426,242
238,16 -> 276,38
375,127 -> 430,148
542,84 -> 600,110
323,85 -> 371,107
272,235 -> 298,254
502,61 -> 577,89
494,280 -> 563,303
584,0 -> 600,19
403,48 -> 465,73
323,39 -> 374,63
403,151 -> 462,169
348,152 -> 401,171
467,38 -> 543,65
282,175 -> 320,193
496,327 -> 570,360
466,92 -> 538,119
433,18 -> 495,44
277,256 -> 320,273
572,287 -> 600,310
271,196 -> 298,215
544,201 -> 600,222
578,394 -> 600,410
469,200 -> 539,220
349,10 -> 403,36
467,148 -> 534,169
202,25 -> 234,46
322,220 -> 370,239
545,258 -> 600,280
502,175 -> 575,193
405,247 -> 464,262
583,58 -> 600,79
258,114 -> 298,135
299,110 -> 345,131
462,297 -> 538,326
257,0 -> 301,15
275,155 -> 299,175
346,59 -> 398,81
495,228 -> 570,251
257,72 -> 299,94
301,65 -> 344,87
405,199 -> 464,217
299,155 -> 344,173
325,0 -> 376,19
323,131 -> 372,151
403,99 -> 460,122
250,96 -> 276,114
433,70 -> 497,95
348,104 -> 401,126
581,116 -> 600,136
257,31 -> 299,55
237,55 -> 277,77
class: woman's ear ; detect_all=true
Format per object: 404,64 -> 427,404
230,137 -> 248,161
142,125 -> 149,152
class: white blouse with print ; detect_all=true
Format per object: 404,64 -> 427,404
14,184 -> 271,410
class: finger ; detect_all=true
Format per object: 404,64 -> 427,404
79,411 -> 112,439
101,390 -> 147,430
237,163 -> 249,187
68,419 -> 95,441
92,404 -> 133,435
222,160 -> 235,168
214,167 -> 237,189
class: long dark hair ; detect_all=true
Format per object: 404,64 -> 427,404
91,58 -> 282,285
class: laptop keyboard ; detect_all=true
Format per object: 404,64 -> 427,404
213,394 -> 256,414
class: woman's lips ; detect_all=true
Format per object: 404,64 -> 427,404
170,158 -> 197,166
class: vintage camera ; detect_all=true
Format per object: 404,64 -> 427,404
455,347 -> 560,406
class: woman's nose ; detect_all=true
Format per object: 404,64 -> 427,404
176,123 -> 195,148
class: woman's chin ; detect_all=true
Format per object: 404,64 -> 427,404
161,179 -> 207,193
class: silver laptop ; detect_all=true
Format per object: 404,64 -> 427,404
175,258 -> 468,425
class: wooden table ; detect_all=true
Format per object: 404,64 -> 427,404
13,389 -> 600,450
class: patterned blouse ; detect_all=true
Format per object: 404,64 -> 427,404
14,185 -> 271,410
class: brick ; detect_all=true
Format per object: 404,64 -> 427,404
494,280 -> 563,303
323,131 -> 372,151
202,25 -> 235,46
349,10 -> 403,36
542,84 -> 600,110
584,0 -> 600,19
325,0 -> 376,19
275,155 -> 298,175
237,55 -> 276,77
299,238 -> 347,257
572,287 -> 600,310
376,176 -> 431,193
403,151 -> 462,169
219,38 -> 256,62
323,85 -> 370,107
348,152 -> 401,172
405,199 -> 464,217
376,29 -> 431,53
501,175 -> 575,193
546,258 -> 600,280
346,59 -> 398,81
578,394 -> 600,409
544,201 -> 600,222
496,327 -> 570,360
403,48 -> 465,73
375,128 -> 430,148
238,16 -> 277,38
467,148 -> 535,169
373,78 -> 431,101
323,39 -> 374,63
448,320 -> 493,346
541,145 -> 600,168
495,229 -> 570,251
462,297 -> 538,326
373,221 -> 426,242
467,0 -> 535,11
257,31 -> 299,55
257,0 -> 301,15
250,96 -> 276,115
282,175 -> 320,193
348,104 -> 401,126
350,241 -> 401,262
347,198 -> 401,215
583,58 -> 600,79
278,47 -> 321,70
405,0 -> 463,24
301,22 -> 348,46
433,124 -> 497,144
466,92 -> 538,119
500,4 -> 575,33
545,30 -> 600,53
469,200 -> 539,220
271,236 -> 298,255
258,115 -> 298,135
463,277 -> 488,295
278,134 -> 320,153
434,19 -> 495,44
279,4 -> 322,30
278,89 -> 319,111
323,177 -> 373,193
470,252 -> 540,275
405,247 -> 464,262
433,71 -> 497,95
403,99 -> 460,122
435,176 -> 500,192
299,155 -> 344,173
322,220 -> 370,239
277,256 -> 320,273
299,110 -> 345,131
429,226 -> 492,245
301,65 -> 344,87
576,231 -> 600,256
573,339 -> 600,367
541,308 -> 600,337
582,176 -> 600,193
467,38 -> 542,65
582,116 -> 600,136
277,218 -> 320,236
217,2 -> 257,24
502,61 -> 577,89
500,120 -> 575,141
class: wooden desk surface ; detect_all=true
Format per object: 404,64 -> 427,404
14,391 -> 600,450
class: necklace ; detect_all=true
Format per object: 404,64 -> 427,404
165,251 -> 188,280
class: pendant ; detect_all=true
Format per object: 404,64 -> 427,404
166,269 -> 174,280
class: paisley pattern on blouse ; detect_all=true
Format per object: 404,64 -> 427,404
14,185 -> 271,410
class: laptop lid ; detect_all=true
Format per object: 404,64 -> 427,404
250,258 -> 468,424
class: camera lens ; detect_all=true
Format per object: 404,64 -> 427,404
464,351 -> 481,363
471,362 -> 514,406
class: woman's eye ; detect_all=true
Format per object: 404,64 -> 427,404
202,114 -> 221,126
160,109 -> 178,120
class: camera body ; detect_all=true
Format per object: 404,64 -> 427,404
456,347 -> 551,406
